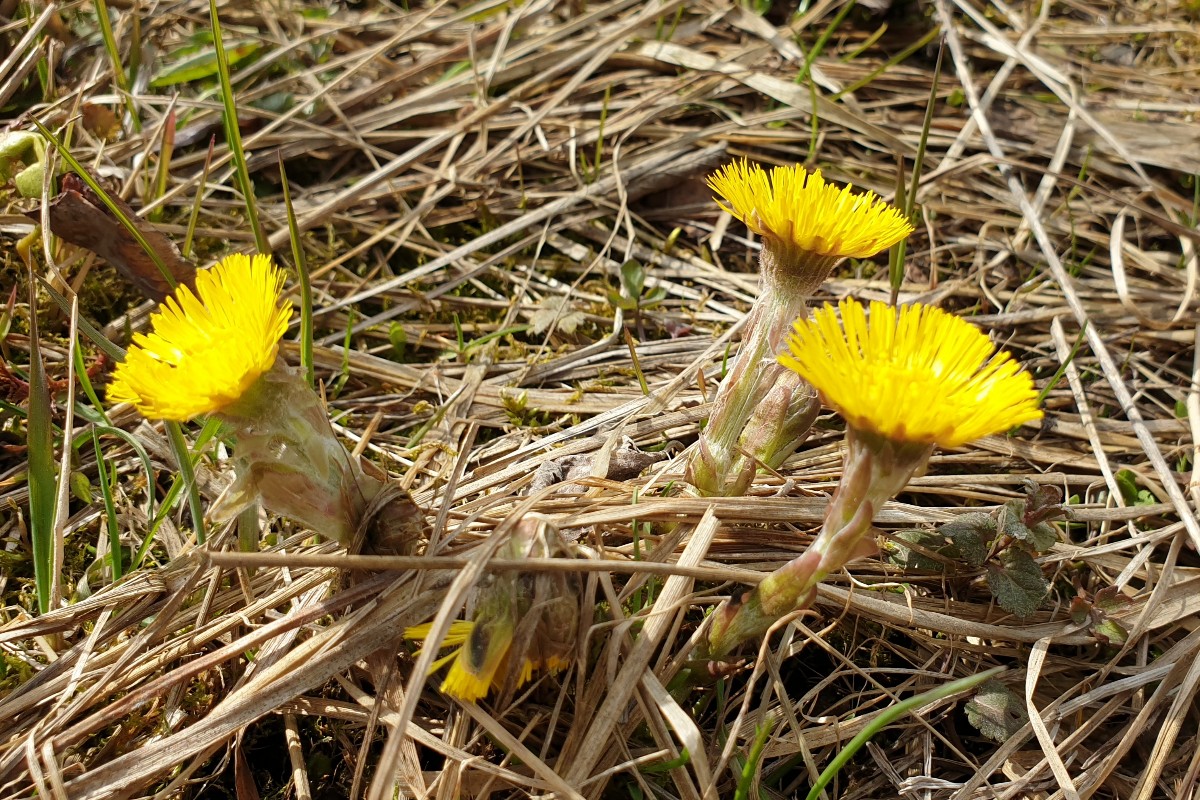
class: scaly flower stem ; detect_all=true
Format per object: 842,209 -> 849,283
706,428 -> 933,659
215,362 -> 384,547
689,276 -> 821,497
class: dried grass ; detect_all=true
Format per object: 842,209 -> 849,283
2,0 -> 1199,798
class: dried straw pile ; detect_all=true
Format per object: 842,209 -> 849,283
1,0 -> 1198,797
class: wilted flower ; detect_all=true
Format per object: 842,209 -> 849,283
405,516 -> 579,702
707,298 -> 1042,658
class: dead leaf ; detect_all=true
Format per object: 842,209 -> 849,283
27,173 -> 195,301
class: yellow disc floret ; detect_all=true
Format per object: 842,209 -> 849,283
708,159 -> 914,260
780,298 -> 1043,447
107,253 -> 292,421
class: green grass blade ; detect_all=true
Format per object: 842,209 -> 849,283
208,0 -> 267,253
166,421 -> 206,545
805,667 -> 1006,800
183,136 -> 216,259
92,429 -> 123,582
25,288 -> 57,613
278,156 -> 314,385
889,38 -> 942,298
734,718 -> 774,800
93,0 -> 141,132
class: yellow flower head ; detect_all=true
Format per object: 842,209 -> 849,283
107,254 -> 292,421
709,159 -> 914,264
404,620 -> 570,702
780,298 -> 1042,448
404,516 -> 578,702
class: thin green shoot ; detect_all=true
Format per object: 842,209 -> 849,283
278,155 -> 314,385
734,717 -> 775,800
89,424 -> 158,522
656,6 -> 684,41
92,429 -> 122,582
72,332 -> 110,427
147,110 -> 176,223
804,667 -> 1006,800
794,0 -> 856,87
330,309 -> 355,398
208,0 -> 268,253
890,38 -> 943,299
834,25 -> 941,100
640,748 -> 691,775
133,478 -> 184,569
623,327 -> 650,396
592,84 -> 611,181
1037,321 -> 1088,407
841,21 -> 887,61
165,420 -> 206,545
793,3 -> 855,161
182,136 -> 216,259
93,0 -> 142,132
25,287 -> 57,614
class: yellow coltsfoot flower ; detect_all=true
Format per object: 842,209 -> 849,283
108,253 -> 423,552
780,298 -> 1043,447
107,253 -> 291,422
706,298 -> 1043,659
709,159 -> 913,294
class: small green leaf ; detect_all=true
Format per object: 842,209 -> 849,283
607,291 -> 637,311
70,471 -> 93,504
1094,586 -> 1132,614
941,512 -> 996,566
388,323 -> 407,360
965,680 -> 1027,742
151,41 -> 260,87
620,259 -> 645,298
986,549 -> 1048,617
1028,522 -> 1060,551
1091,617 -> 1128,645
1115,470 -> 1138,504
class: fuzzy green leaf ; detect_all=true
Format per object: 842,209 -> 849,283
884,529 -> 946,571
999,500 -> 1058,551
941,512 -> 996,566
965,680 -> 1027,742
986,549 -> 1048,617
1091,617 -> 1128,645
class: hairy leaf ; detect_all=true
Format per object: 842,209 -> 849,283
941,512 -> 996,566
986,549 -> 1049,617
965,680 -> 1027,742
884,529 -> 946,571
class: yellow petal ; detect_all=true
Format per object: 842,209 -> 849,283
779,299 -> 1043,447
107,254 -> 292,421
708,159 -> 913,259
